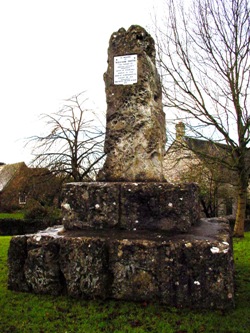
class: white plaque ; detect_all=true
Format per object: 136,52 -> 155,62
114,54 -> 137,85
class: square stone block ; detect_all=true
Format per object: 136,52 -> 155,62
59,237 -> 109,298
8,232 -> 110,299
109,239 -> 159,301
8,236 -> 30,292
24,236 -> 62,295
158,237 -> 235,309
120,182 -> 200,233
61,182 -> 120,230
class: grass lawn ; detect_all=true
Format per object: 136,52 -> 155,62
0,234 -> 249,333
0,212 -> 24,220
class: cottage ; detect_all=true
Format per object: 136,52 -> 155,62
0,162 -> 61,212
163,123 -> 250,217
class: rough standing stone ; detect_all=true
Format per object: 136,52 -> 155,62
97,25 -> 166,181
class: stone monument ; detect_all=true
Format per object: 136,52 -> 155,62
8,26 -> 235,309
98,26 -> 166,181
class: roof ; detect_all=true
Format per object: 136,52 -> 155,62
168,122 -> 250,165
0,162 -> 26,192
164,123 -> 250,187
184,137 -> 250,167
184,137 -> 230,159
165,135 -> 250,183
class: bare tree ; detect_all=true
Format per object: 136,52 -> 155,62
155,0 -> 250,236
28,92 -> 105,182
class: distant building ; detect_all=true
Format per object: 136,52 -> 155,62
163,123 -> 250,217
0,162 -> 61,212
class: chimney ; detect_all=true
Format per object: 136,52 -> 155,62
176,122 -> 185,140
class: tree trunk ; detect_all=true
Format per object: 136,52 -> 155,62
234,186 -> 247,237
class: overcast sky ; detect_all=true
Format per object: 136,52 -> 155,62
0,0 -> 164,165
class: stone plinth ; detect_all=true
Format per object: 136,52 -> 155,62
61,182 -> 200,233
97,25 -> 166,182
8,219 -> 235,309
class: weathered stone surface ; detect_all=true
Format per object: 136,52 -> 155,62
8,235 -> 30,292
61,182 -> 200,233
24,236 -> 62,295
8,220 -> 235,309
120,182 -> 200,232
109,239 -> 159,301
61,182 -> 120,230
159,237 -> 234,308
97,25 -> 166,181
59,237 -> 109,298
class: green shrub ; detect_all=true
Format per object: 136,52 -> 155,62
24,204 -> 48,219
24,199 -> 61,221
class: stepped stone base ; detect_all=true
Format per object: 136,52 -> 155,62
8,219 -> 234,309
61,182 -> 200,233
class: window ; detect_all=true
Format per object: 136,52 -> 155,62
19,192 -> 27,205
